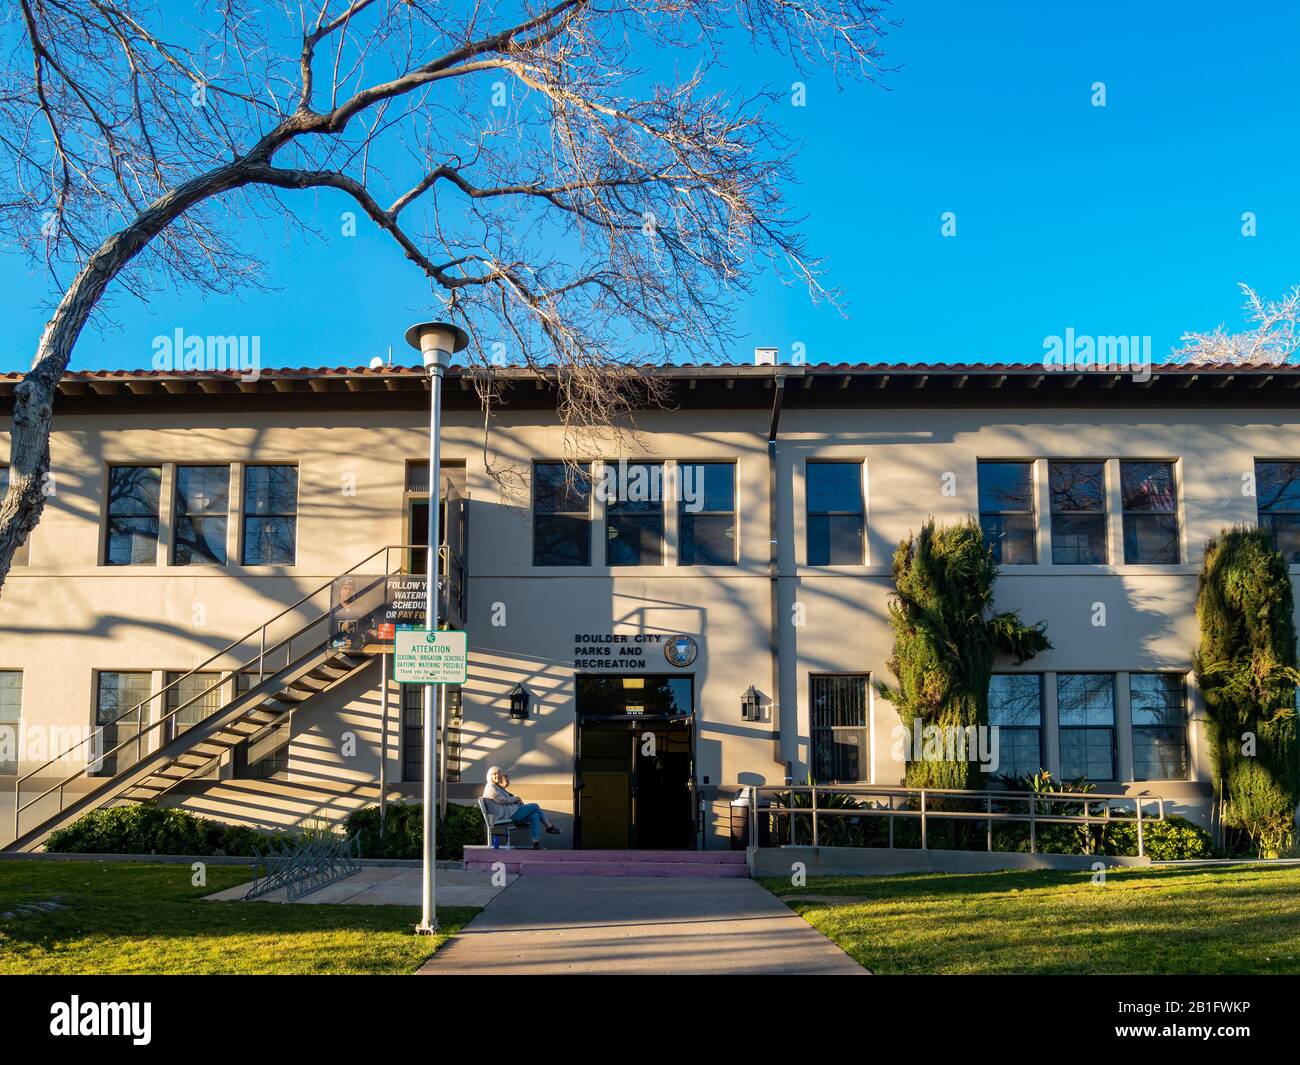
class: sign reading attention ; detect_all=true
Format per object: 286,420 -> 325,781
394,629 -> 468,685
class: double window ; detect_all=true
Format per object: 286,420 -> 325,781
1057,673 -> 1116,780
806,462 -> 864,565
105,466 -> 162,565
242,465 -> 298,565
0,671 -> 21,775
1129,674 -> 1189,780
987,674 -> 1043,778
978,462 -> 1036,564
1121,461 -> 1179,563
533,462 -> 592,566
173,466 -> 230,565
810,674 -> 869,783
679,463 -> 736,565
1255,461 -> 1300,563
1049,462 -> 1108,564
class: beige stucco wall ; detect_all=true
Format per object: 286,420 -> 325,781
3,398 -> 1294,844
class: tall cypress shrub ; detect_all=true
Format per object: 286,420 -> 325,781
879,518 -> 1051,789
1194,526 -> 1300,855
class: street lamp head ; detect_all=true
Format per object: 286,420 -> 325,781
404,320 -> 469,372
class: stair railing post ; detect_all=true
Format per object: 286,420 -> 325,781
810,783 -> 819,848
1029,792 -> 1037,854
1136,797 -> 1145,858
987,794 -> 993,852
920,790 -> 928,850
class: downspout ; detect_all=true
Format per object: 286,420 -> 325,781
768,370 -> 791,783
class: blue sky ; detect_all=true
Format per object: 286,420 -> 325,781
1,0 -> 1296,374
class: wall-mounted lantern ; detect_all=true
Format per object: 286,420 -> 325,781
510,684 -> 531,720
741,685 -> 761,721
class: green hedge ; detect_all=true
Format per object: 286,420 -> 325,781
45,804 -> 286,857
343,801 -> 484,861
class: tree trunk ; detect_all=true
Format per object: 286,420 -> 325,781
0,163 -> 252,590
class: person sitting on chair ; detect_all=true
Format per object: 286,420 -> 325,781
483,766 -> 560,848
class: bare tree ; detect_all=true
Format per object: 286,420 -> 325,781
1172,282 -> 1300,366
0,0 -> 894,589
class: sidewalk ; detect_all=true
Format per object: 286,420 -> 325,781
418,876 -> 867,975
204,866 -> 511,907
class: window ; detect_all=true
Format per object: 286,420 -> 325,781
1121,461 -> 1179,564
165,671 -> 222,739
1057,673 -> 1115,780
0,672 -> 21,775
978,462 -> 1036,564
93,672 -> 151,777
1049,461 -> 1107,564
242,465 -> 298,565
1255,461 -> 1300,563
233,672 -> 289,778
402,684 -> 462,782
806,462 -> 864,565
105,466 -> 161,565
987,674 -> 1043,779
533,462 -> 591,566
605,462 -> 664,566
810,675 -> 869,782
679,463 -> 736,565
1130,674 -> 1189,780
173,466 -> 230,565
0,469 -> 29,565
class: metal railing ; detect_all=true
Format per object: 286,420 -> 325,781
11,542 -> 461,842
748,784 -> 1167,858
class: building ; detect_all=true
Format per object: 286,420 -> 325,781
2,360 -> 1297,852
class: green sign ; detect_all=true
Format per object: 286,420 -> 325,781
393,629 -> 468,684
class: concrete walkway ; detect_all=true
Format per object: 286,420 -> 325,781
418,876 -> 867,975
205,866 -> 512,908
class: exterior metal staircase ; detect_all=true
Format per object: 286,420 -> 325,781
7,541 -> 462,853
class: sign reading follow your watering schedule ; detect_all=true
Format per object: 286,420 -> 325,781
393,629 -> 468,685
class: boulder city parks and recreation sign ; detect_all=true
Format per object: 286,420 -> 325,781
393,629 -> 468,685
573,632 -> 698,670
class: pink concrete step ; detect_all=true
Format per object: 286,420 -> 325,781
463,846 -> 750,878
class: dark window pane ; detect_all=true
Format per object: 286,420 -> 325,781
1130,674 -> 1188,780
988,675 -> 1042,727
680,513 -> 735,564
680,463 -> 735,514
810,675 -> 868,783
1049,462 -> 1106,512
93,672 -> 151,777
106,516 -> 160,565
176,466 -> 229,515
243,465 -> 298,516
807,463 -> 863,514
534,515 -> 591,566
997,730 -> 1043,779
981,513 -> 1036,564
1120,462 -> 1176,512
606,514 -> 664,566
174,516 -> 228,566
166,672 -> 222,733
979,462 -> 1034,512
535,462 -> 591,513
1133,727 -> 1188,780
1260,513 -> 1300,564
808,514 -> 863,566
174,465 -> 231,565
1059,727 -> 1115,780
1124,513 -> 1180,564
1057,674 -> 1115,726
1051,513 -> 1108,564
243,516 -> 296,565
1255,461 -> 1300,513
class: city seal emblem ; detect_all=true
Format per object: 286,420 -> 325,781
664,634 -> 698,668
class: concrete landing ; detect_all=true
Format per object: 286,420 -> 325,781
419,875 -> 867,975
204,866 -> 511,907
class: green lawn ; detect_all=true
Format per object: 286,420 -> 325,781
762,864 -> 1300,974
0,860 -> 478,975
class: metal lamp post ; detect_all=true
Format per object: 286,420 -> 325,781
404,319 -> 469,935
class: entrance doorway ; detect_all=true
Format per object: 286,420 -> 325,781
575,675 -> 695,850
